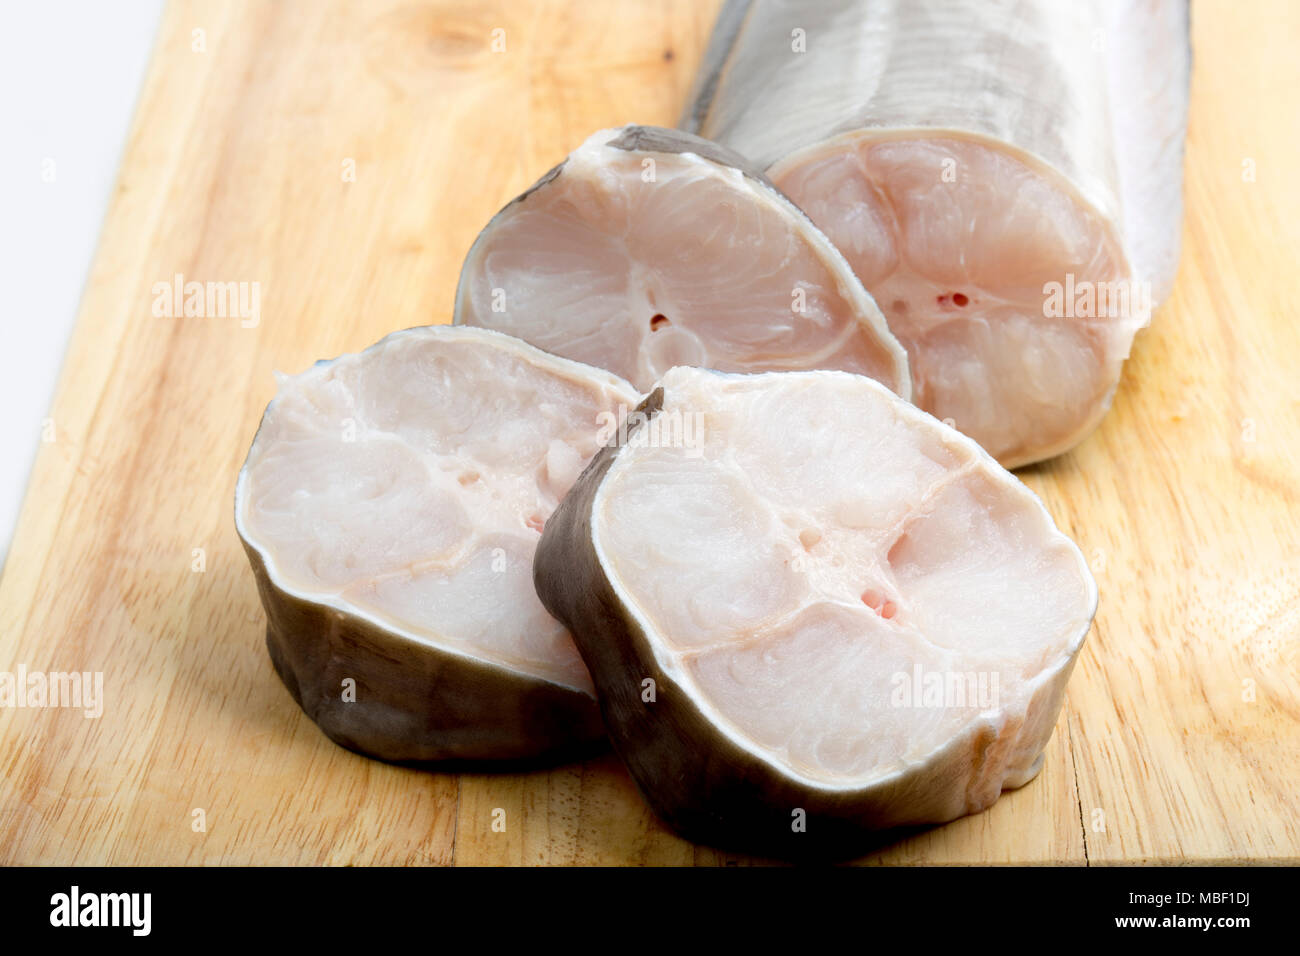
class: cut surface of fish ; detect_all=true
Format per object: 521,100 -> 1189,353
455,124 -> 910,399
684,0 -> 1189,467
235,325 -> 638,763
535,366 -> 1097,856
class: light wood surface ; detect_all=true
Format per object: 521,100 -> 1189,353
1,0 -> 1296,865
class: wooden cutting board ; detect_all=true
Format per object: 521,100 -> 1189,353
1,0 -> 1296,865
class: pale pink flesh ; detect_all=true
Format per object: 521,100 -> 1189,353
774,134 -> 1137,467
595,367 -> 1095,788
237,327 -> 638,694
457,128 -> 909,397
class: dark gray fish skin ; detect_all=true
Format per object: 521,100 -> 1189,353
245,537 -> 607,766
605,124 -> 782,194
503,160 -> 566,212
679,0 -> 753,137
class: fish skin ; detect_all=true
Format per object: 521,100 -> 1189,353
605,124 -> 783,194
685,0 -> 1122,221
1103,0 -> 1191,305
244,537 -> 608,766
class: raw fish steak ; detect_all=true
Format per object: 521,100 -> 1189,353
684,0 -> 1190,466
536,366 -> 1097,856
456,125 -> 910,398
235,326 -> 637,763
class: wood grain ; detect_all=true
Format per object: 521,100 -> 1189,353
0,0 -> 1296,865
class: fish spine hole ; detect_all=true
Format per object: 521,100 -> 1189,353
861,589 -> 898,619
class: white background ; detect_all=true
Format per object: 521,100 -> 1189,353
0,2 -> 164,568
